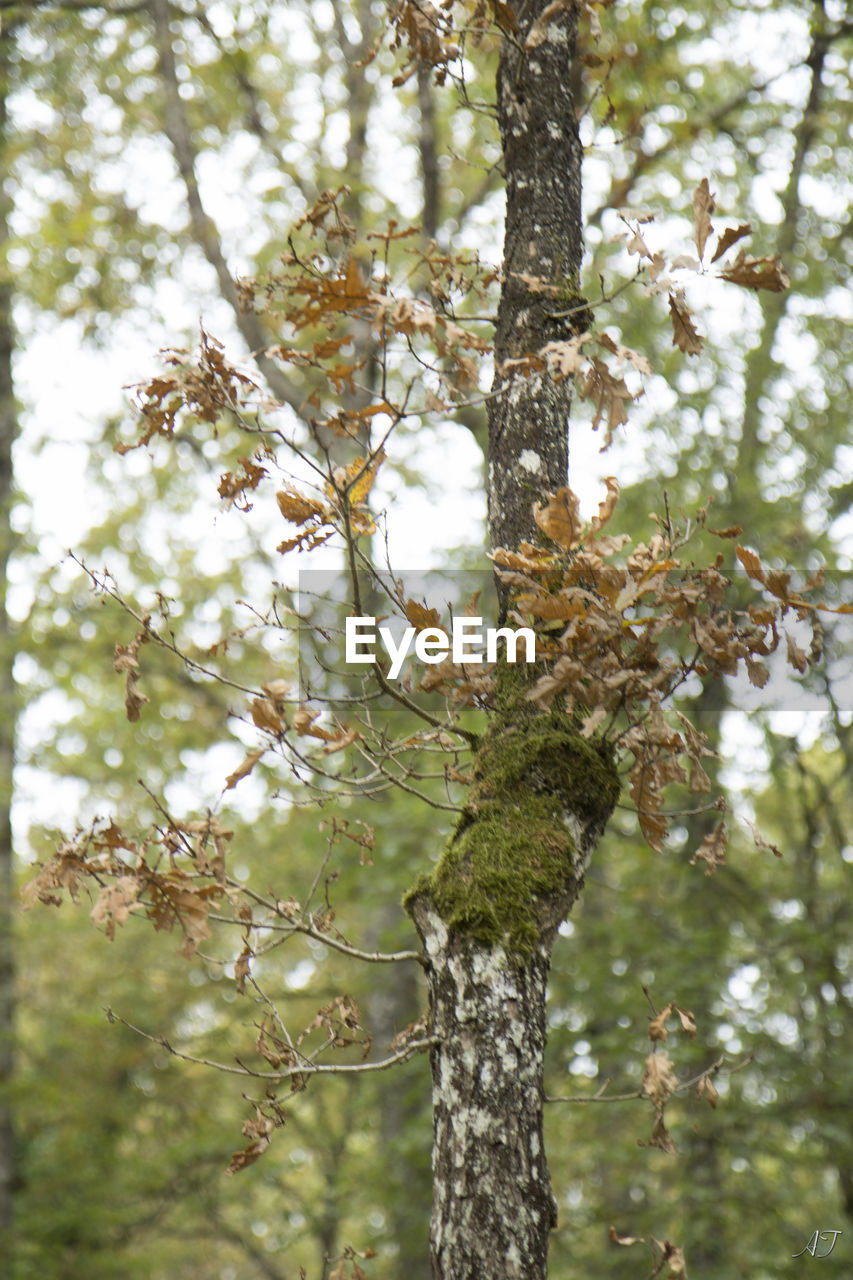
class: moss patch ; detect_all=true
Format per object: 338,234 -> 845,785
405,671 -> 620,956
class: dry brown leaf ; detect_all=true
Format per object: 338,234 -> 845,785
234,944 -> 252,994
405,599 -> 441,631
708,524 -> 743,539
224,748 -> 266,791
626,225 -> 653,259
226,1110 -> 274,1176
648,1004 -> 673,1042
588,475 -> 620,537
649,1109 -> 677,1154
90,876 -> 143,939
710,222 -> 752,263
668,291 -> 703,356
276,487 -> 327,526
319,726 -> 360,755
643,1051 -> 678,1107
493,0 -> 519,33
540,335 -> 587,379
250,697 -> 284,735
293,705 -> 322,736
675,1004 -> 697,1037
696,1074 -> 719,1109
688,758 -> 712,793
578,358 -> 635,446
169,886 -> 213,957
736,544 -> 765,582
785,631 -> 808,674
113,631 -> 149,722
692,178 -> 715,260
533,487 -> 583,550
718,250 -> 790,292
580,705 -> 608,738
745,656 -> 770,688
690,820 -> 727,875
748,820 -> 782,858
609,1226 -> 645,1246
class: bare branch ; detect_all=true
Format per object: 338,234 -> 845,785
148,0 -> 307,417
105,1007 -> 436,1080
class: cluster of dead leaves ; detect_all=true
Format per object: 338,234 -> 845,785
642,1001 -> 718,1155
217,453 -> 269,512
490,481 -> 839,858
259,245 -> 490,419
119,327 -> 260,455
237,677 -> 360,771
505,329 -> 650,450
619,178 -> 790,358
226,995 -> 371,1175
270,449 -> 386,557
113,626 -> 149,722
23,816 -> 234,958
226,1105 -> 284,1176
386,0 -> 615,87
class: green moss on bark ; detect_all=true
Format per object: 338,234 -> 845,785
405,672 -> 620,956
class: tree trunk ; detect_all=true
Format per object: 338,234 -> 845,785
487,0 -> 585,555
405,7 -> 621,1275
411,906 -> 555,1278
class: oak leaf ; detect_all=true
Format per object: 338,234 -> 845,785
588,475 -> 620,537
404,599 -> 441,631
113,631 -> 149,722
90,876 -> 143,940
533,487 -> 583,550
224,748 -> 266,791
649,1110 -> 677,1154
250,697 -> 284,735
648,1004 -> 673,1042
711,222 -> 752,263
643,1050 -> 678,1107
718,250 -> 790,292
276,488 -> 327,526
690,821 -> 727,875
675,1004 -> 697,1036
692,178 -> 715,260
785,631 -> 808,674
736,544 -> 765,582
609,1226 -> 645,1246
748,820 -> 782,858
745,656 -> 770,688
668,291 -> 703,356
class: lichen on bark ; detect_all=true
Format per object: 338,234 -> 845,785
405,670 -> 620,956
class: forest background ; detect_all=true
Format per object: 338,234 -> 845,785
1,0 -> 852,1277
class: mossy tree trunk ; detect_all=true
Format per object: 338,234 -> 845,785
406,7 -> 620,1275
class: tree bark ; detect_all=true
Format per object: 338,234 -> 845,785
405,7 -> 620,1276
411,905 -> 555,1279
487,0 -> 584,555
